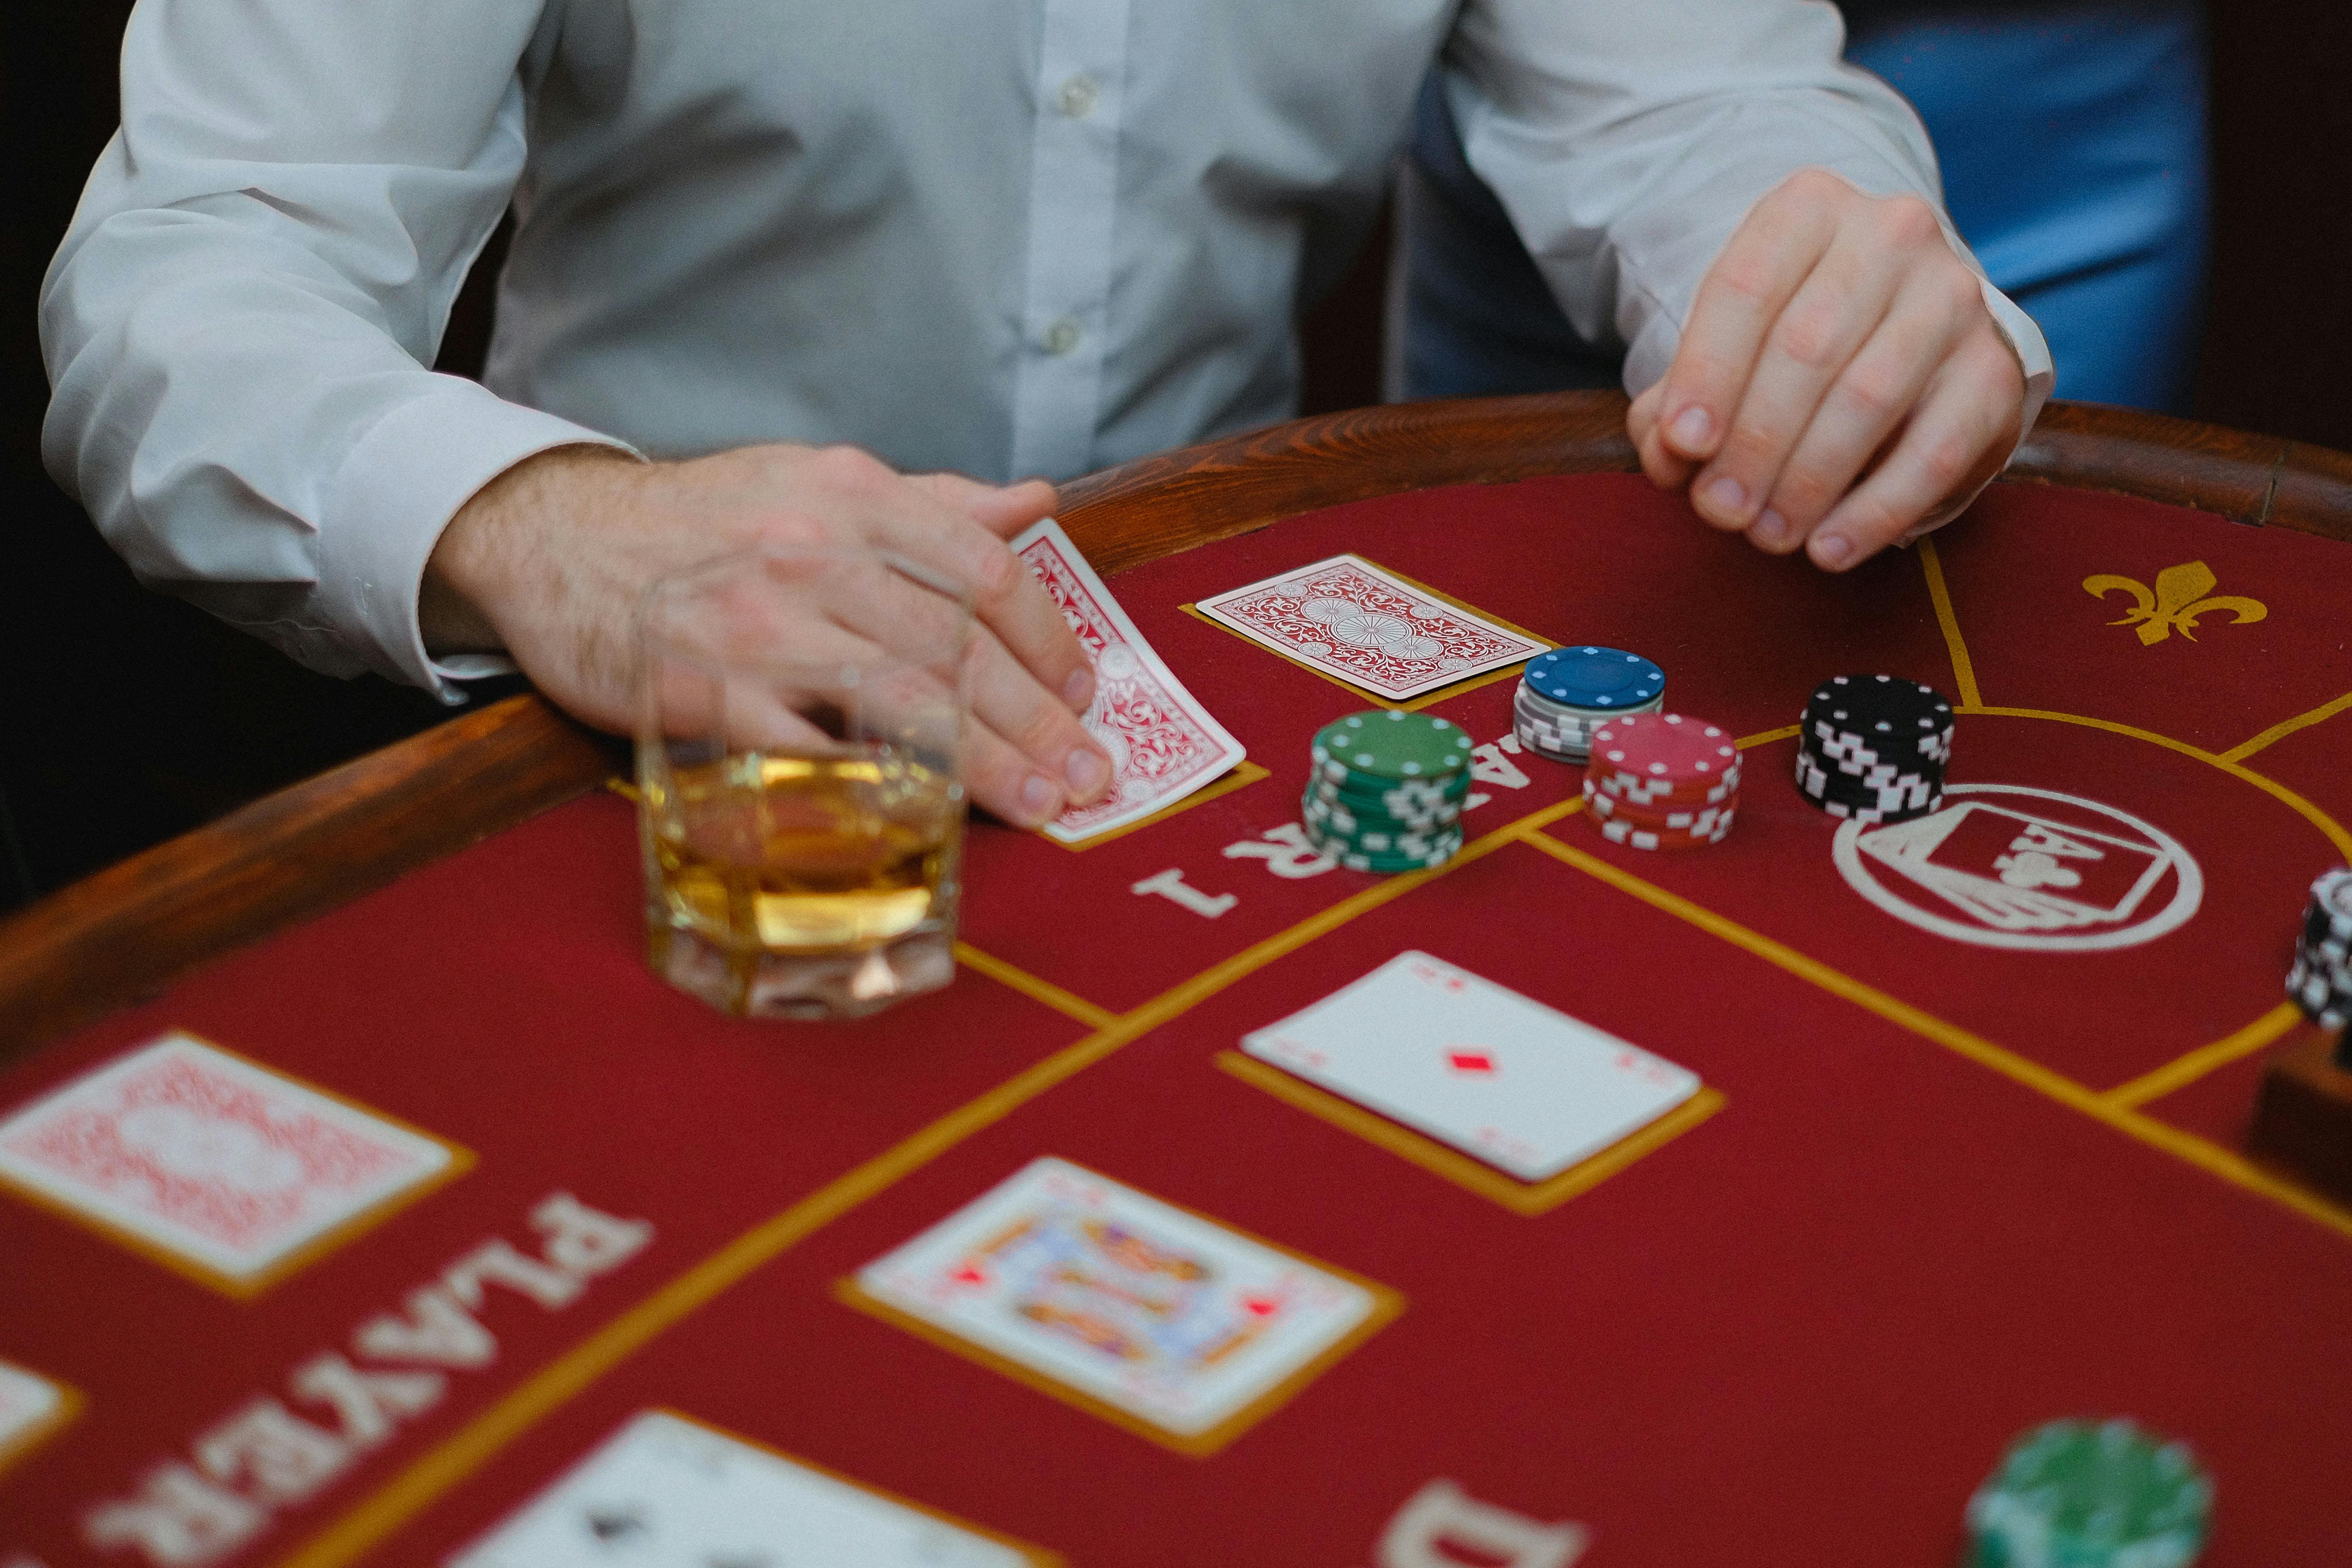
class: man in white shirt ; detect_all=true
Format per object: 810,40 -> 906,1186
41,0 -> 2049,831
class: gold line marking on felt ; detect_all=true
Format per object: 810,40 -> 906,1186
1954,705 -> 2352,861
2101,1002 -> 2306,1110
832,1155 -> 1406,1460
1217,1050 -> 1725,1217
1043,761 -> 1272,853
1517,827 -> 2352,1246
0,1371 -> 83,1480
1916,534 -> 1984,711
650,1408 -> 1068,1565
1178,603 -> 1535,715
1736,725 -> 1801,749
0,1030 -> 476,1302
285,790 -> 1590,1566
2220,687 -> 2352,765
277,1015 -> 1145,1568
953,943 -> 1120,1032
1179,555 -> 1551,715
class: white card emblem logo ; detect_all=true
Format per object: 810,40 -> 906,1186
1831,784 -> 2202,952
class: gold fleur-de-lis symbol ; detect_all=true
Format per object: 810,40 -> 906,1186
2081,561 -> 2266,645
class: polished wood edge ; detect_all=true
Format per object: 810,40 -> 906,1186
1058,395 -> 2352,567
2008,402 -> 2352,540
9,395 -> 2349,1062
0,694 -> 619,1066
1056,391 -> 1639,572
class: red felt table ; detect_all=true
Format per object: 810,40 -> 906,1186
4,395 -> 2351,1566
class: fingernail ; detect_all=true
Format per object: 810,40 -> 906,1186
1671,405 -> 1713,450
1067,747 -> 1109,797
1063,667 -> 1095,710
1020,774 -> 1059,820
1753,508 -> 1789,547
1705,477 -> 1748,520
1813,533 -> 1854,569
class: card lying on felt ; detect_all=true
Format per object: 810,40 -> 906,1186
0,1031 -> 456,1283
1011,518 -> 1245,844
851,1157 -> 1379,1440
452,1409 -> 1035,1568
1242,951 -> 1700,1182
1193,553 -> 1547,701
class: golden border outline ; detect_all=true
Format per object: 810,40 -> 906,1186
1180,553 -> 1553,713
279,712 -> 2352,1561
1217,1052 -> 1725,1216
650,1407 -> 1066,1564
1517,825 -> 2352,1243
0,1030 -> 474,1302
2222,688 -> 2352,764
954,944 -> 1120,1032
831,1158 -> 1406,1460
0,1364 -> 85,1480
1044,761 -> 1271,852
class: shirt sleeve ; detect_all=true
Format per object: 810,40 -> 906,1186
38,0 -> 635,699
1445,0 -> 2054,440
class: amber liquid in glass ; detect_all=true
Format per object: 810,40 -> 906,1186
649,752 -> 961,957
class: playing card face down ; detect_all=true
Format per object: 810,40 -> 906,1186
852,1158 -> 1383,1441
1193,554 -> 1547,700
1010,519 -> 1245,843
1242,952 -> 1700,1182
0,1032 -> 459,1285
451,1409 -> 1041,1568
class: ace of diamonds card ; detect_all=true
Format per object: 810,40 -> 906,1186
844,1158 -> 1398,1452
1242,952 -> 1701,1183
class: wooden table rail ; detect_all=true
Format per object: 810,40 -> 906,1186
3,395 -> 2346,1063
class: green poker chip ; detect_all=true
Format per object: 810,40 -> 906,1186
1311,711 -> 1472,781
1965,1419 -> 2211,1568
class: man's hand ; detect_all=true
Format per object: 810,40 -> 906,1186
1626,169 -> 2026,570
423,442 -> 1113,828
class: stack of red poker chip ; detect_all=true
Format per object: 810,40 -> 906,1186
1582,713 -> 1741,850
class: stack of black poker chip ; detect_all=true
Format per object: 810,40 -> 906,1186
2286,868 -> 2352,1059
1794,674 -> 1954,824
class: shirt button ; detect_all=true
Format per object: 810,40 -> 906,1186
1042,318 -> 1082,356
1056,75 -> 1099,119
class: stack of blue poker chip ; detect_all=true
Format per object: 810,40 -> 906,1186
1512,646 -> 1666,764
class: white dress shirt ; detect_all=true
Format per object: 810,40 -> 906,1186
41,0 -> 2051,698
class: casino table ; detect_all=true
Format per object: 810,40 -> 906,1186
3,393 -> 2351,1566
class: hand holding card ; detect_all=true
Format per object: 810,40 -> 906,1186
1010,520 -> 1246,844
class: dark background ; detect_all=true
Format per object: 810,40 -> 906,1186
4,4 -> 2347,913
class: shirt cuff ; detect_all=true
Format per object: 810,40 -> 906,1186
319,375 -> 638,700
1978,280 -> 2056,459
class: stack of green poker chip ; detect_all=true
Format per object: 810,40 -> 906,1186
1302,711 -> 1473,873
1965,1419 -> 2212,1568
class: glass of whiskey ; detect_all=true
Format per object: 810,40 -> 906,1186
635,544 -> 972,1019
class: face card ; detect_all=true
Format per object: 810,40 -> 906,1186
450,1409 -> 1041,1568
852,1158 -> 1382,1441
1010,519 -> 1247,843
0,1032 -> 457,1284
0,1362 -> 68,1459
1193,554 -> 1547,701
1242,952 -> 1700,1182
